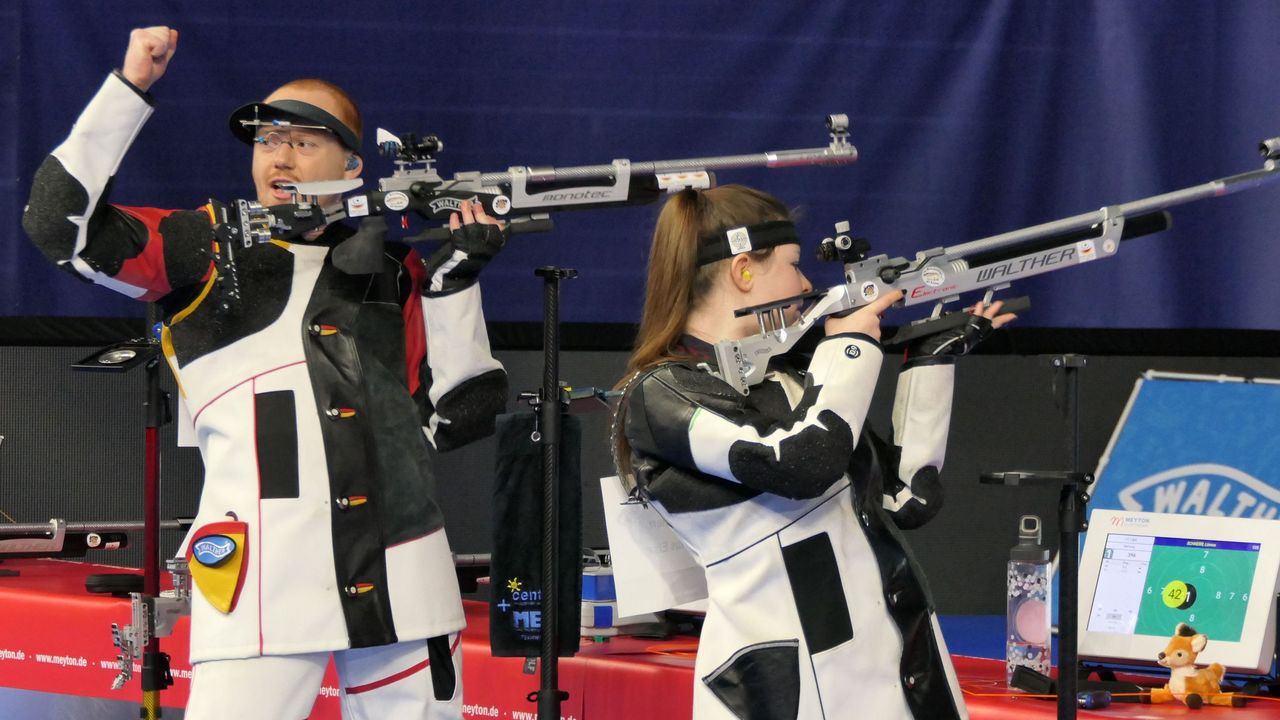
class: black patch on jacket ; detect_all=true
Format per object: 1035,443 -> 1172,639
639,463 -> 763,514
359,340 -> 443,547
891,466 -> 944,530
254,390 -> 300,499
728,409 -> 853,499
23,156 -> 93,265
157,211 -> 217,289
781,532 -> 855,654
703,639 -> 801,720
627,368 -> 700,471
431,369 -> 508,451
344,252 -> 447,547
165,236 -> 298,366
426,634 -> 457,701
864,430 -> 945,530
738,379 -> 794,428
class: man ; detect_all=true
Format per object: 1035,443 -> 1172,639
22,26 -> 507,719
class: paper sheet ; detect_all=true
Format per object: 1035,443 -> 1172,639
599,476 -> 707,617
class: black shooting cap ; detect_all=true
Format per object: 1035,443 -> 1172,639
228,99 -> 361,153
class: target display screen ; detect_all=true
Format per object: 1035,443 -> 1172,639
1087,533 -> 1261,641
1079,510 -> 1280,673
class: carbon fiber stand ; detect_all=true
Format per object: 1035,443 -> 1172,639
533,266 -> 576,719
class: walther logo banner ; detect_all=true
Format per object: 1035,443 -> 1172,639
1092,374 -> 1280,520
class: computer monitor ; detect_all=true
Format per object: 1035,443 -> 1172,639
1078,509 -> 1280,675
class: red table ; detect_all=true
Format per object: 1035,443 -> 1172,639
1,559 -> 1275,718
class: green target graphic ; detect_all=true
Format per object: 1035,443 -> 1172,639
1133,539 -> 1259,641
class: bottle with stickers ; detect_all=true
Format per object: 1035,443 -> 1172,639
1007,514 -> 1052,685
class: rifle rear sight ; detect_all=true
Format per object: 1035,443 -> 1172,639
1259,136 -> 1280,161
380,132 -> 443,163
816,220 -> 872,264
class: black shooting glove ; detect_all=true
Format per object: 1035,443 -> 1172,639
908,312 -> 994,358
422,220 -> 509,297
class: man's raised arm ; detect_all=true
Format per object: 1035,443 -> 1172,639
22,27 -> 209,301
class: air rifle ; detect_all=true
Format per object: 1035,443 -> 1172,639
711,136 -> 1280,393
203,115 -> 857,294
204,114 -> 855,249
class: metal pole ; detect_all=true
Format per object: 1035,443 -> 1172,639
1056,355 -> 1086,473
1054,354 -> 1086,720
1058,484 -> 1080,720
143,356 -> 161,598
0,520 -> 187,535
140,307 -> 169,720
535,266 -> 575,718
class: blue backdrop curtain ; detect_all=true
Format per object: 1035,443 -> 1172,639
3,0 -> 1279,329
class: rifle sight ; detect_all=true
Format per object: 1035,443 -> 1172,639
816,220 -> 871,264
1259,137 -> 1280,161
385,132 -> 443,163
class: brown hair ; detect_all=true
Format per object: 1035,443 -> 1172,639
611,184 -> 792,485
273,78 -> 363,140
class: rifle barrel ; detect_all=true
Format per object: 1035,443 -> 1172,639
475,145 -> 856,185
0,520 -> 188,535
946,164 -> 1280,258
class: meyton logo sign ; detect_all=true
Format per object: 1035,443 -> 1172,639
1117,463 -> 1279,519
1109,515 -> 1151,527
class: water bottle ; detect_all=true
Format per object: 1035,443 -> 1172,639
1007,514 -> 1051,685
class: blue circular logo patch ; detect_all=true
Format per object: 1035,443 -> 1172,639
192,535 -> 237,567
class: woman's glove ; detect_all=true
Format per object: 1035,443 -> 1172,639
906,298 -> 1016,359
908,312 -> 994,357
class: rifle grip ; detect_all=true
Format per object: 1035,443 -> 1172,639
405,226 -> 451,243
882,295 -> 1031,347
405,215 -> 554,244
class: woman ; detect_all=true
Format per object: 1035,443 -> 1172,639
613,185 -> 1013,719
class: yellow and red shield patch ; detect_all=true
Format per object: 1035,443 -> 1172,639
185,520 -> 249,614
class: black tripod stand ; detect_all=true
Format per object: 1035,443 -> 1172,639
982,354 -> 1091,720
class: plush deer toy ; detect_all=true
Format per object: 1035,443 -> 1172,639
1151,623 -> 1245,708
